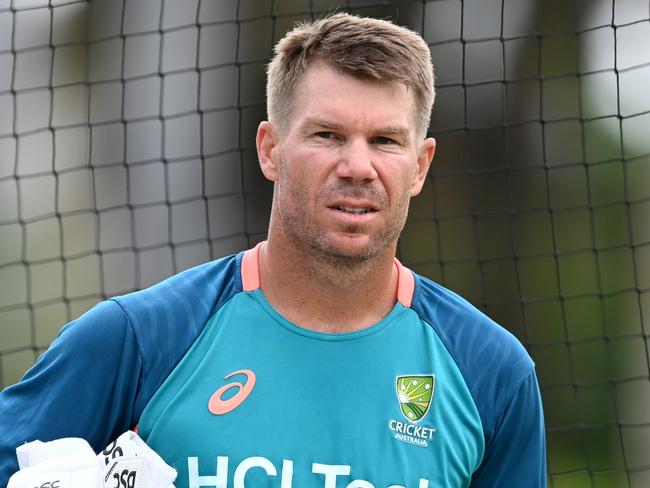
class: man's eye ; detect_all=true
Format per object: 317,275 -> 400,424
315,131 -> 335,139
373,136 -> 396,145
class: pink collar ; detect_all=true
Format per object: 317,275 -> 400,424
241,241 -> 414,308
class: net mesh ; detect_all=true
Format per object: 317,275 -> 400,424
1,0 -> 649,486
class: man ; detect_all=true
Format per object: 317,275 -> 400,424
0,13 -> 546,488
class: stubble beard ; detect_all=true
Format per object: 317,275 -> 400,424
274,160 -> 411,270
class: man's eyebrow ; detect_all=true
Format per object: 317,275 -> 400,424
302,118 -> 343,130
302,118 -> 410,137
376,126 -> 410,138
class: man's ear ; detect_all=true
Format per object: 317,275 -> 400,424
257,121 -> 280,182
410,137 -> 436,197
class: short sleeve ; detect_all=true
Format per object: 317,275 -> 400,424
0,300 -> 143,487
470,368 -> 547,487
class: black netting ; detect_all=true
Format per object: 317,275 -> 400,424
0,0 -> 649,485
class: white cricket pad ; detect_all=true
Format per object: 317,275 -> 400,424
9,431 -> 176,488
98,430 -> 177,488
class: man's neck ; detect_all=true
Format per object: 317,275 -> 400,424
258,237 -> 399,334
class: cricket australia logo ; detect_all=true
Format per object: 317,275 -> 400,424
388,374 -> 436,447
397,375 -> 434,422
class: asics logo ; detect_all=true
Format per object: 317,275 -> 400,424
208,369 -> 256,415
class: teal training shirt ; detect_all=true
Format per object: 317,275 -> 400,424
139,290 -> 483,487
0,244 -> 546,487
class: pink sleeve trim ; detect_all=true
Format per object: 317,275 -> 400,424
241,241 -> 264,291
394,258 -> 415,308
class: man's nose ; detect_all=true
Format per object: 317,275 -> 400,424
335,139 -> 378,181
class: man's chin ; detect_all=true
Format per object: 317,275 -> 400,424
312,234 -> 386,264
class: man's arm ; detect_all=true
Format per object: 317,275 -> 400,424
470,369 -> 547,487
0,300 -> 143,486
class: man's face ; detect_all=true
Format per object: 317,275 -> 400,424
260,63 -> 435,263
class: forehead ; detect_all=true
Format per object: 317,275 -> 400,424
287,63 -> 416,133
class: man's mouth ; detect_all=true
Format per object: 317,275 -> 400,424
334,205 -> 374,215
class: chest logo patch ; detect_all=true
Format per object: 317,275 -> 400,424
208,369 -> 256,415
397,374 -> 435,422
388,374 -> 436,447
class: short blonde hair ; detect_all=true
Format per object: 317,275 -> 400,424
266,13 -> 435,139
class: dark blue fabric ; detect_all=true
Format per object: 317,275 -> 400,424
114,253 -> 241,418
0,253 -> 241,487
0,300 -> 139,487
469,370 -> 547,487
410,274 -> 546,487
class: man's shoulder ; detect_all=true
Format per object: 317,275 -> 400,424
55,252 -> 243,359
410,273 -> 531,361
112,251 -> 243,326
409,272 -> 535,433
104,251 -> 243,372
105,251 -> 244,416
